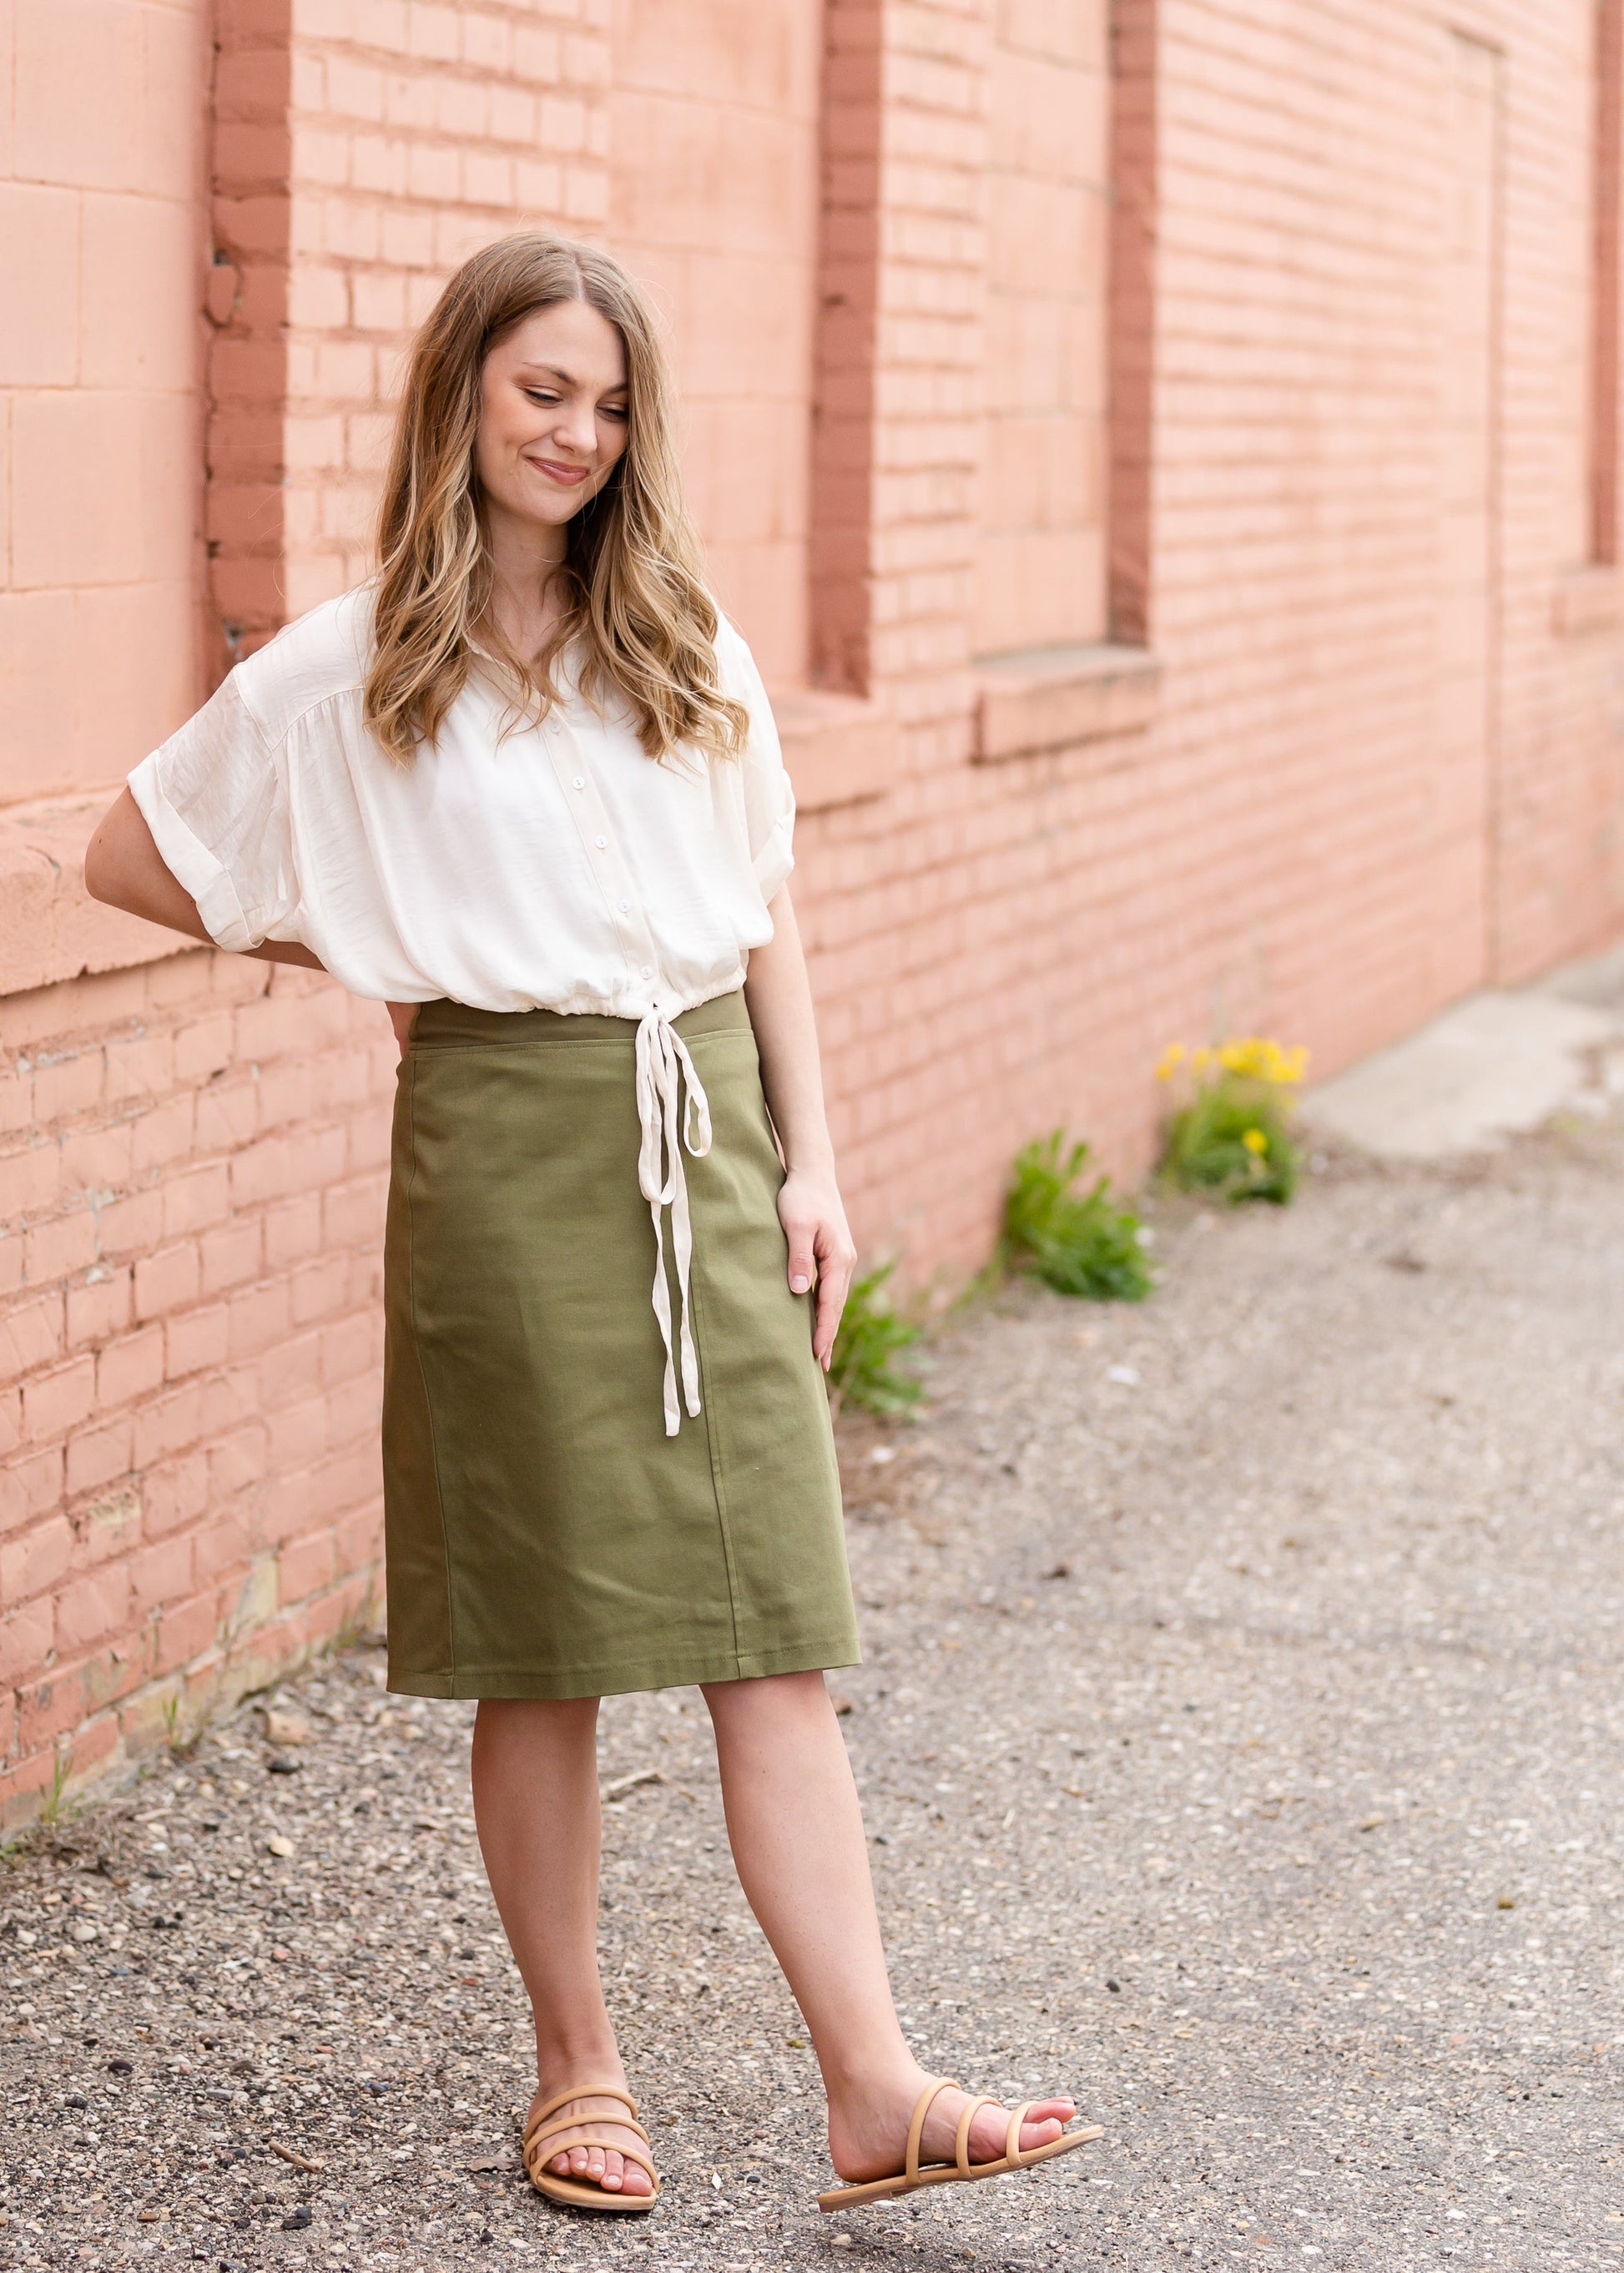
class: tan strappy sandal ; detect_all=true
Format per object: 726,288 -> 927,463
816,2074 -> 1102,2211
522,2084 -> 660,2214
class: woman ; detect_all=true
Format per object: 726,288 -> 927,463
86,234 -> 1097,2215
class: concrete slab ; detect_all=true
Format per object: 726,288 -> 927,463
1304,962 -> 1624,1160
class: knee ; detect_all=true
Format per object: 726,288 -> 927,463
472,1695 -> 601,1751
701,1669 -> 830,1735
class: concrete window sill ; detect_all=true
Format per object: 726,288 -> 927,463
770,688 -> 900,814
1551,563 -> 1621,638
0,789 -> 189,1000
973,641 -> 1163,763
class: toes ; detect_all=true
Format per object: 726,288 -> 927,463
967,2098 -> 1074,2164
619,2160 -> 653,2198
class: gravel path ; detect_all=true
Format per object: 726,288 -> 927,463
3,1118 -> 1621,2272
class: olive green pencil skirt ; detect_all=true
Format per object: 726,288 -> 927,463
381,990 -> 860,1701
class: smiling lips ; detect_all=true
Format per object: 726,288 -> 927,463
527,455 -> 591,486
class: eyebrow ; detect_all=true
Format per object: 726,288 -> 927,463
514,360 -> 627,394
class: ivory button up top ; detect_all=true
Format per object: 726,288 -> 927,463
128,585 -> 799,1434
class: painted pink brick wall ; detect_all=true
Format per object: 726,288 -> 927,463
273,0 -> 613,620
0,0 -> 209,801
608,0 -> 825,687
0,950 -> 393,1815
3,0 -> 1624,1826
977,0 -> 1108,652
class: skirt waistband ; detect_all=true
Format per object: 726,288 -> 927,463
410,988 -> 750,1051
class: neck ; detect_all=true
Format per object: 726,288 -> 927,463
482,503 -> 570,659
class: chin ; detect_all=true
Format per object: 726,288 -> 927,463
529,485 -> 595,522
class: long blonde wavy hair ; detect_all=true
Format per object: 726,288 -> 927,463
365,233 -> 748,766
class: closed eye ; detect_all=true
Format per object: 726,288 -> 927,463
523,390 -> 628,422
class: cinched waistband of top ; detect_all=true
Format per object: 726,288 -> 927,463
408,988 -> 751,1049
406,986 -> 751,1439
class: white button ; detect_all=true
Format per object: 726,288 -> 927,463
617,899 -> 630,914
594,834 -> 608,849
572,775 -> 585,790
639,964 -> 653,980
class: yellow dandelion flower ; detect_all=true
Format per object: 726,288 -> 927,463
1155,1043 -> 1187,1081
1241,1126 -> 1268,1155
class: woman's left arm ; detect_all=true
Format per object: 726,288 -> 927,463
743,885 -> 856,1371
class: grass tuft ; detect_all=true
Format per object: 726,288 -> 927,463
1001,1131 -> 1154,1302
828,1262 -> 925,1419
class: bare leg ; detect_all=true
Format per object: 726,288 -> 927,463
701,1671 -> 1076,2180
470,1697 -> 652,2197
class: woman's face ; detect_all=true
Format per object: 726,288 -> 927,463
476,299 -> 630,539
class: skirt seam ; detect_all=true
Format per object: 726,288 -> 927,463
681,1097 -> 744,1667
405,1046 -> 459,1686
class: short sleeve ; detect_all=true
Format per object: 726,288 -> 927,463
127,669 -> 300,955
715,616 -> 795,901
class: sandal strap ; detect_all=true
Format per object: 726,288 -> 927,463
905,2076 -> 958,2185
526,2134 -> 659,2185
1004,2101 -> 1036,2167
953,2094 -> 996,2177
526,2112 -> 651,2155
523,2083 -> 639,2144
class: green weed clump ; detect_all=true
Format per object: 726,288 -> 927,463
1157,1037 -> 1306,1204
828,1262 -> 925,1418
1001,1132 -> 1154,1302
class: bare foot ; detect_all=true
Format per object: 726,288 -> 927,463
524,2089 -> 655,2199
828,2072 -> 1079,2185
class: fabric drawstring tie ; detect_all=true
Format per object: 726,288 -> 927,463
633,1005 -> 714,1435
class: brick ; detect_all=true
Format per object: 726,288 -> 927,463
30,1051 -> 104,1121
0,1143 -> 62,1222
94,1189 -> 167,1265
0,1448 -> 65,1530
0,1514 -> 74,1607
103,1031 -> 177,1100
0,1295 -> 65,1385
132,1096 -> 201,1173
130,1533 -> 195,1620
54,1565 -> 132,1656
65,1268 -> 134,1350
23,1209 -> 99,1287
73,1486 -> 141,1567
266,1394 -> 330,1469
131,1384 -> 204,1469
199,1220 -> 265,1297
21,1355 -> 97,1444
150,1592 -> 219,1680
63,1408 -> 136,1497
162,1164 -> 232,1240
276,1527 -> 335,1603
228,1279 -> 292,1358
96,1326 -> 166,1409
134,1243 -> 202,1323
229,1127 -> 348,1209
140,1453 -> 211,1540
164,1301 -> 232,1382
0,1599 -> 54,1686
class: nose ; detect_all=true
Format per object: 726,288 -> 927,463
550,399 -> 599,457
